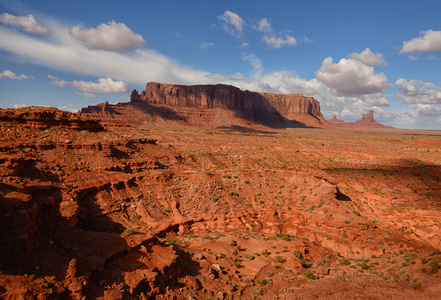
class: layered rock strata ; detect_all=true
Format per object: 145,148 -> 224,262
81,82 -> 329,128
0,107 -> 103,131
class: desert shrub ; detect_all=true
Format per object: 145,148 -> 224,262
201,234 -> 213,241
123,228 -> 135,235
245,254 -> 255,260
257,278 -> 272,286
244,278 -> 253,286
338,258 -> 351,266
304,271 -> 317,280
429,260 -> 441,274
275,255 -> 285,263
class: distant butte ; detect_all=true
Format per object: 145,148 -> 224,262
80,82 -> 332,129
328,110 -> 393,129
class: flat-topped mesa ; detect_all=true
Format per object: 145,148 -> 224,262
131,82 -> 253,111
131,82 -> 324,121
254,92 -> 322,119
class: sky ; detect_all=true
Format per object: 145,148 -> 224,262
0,0 -> 441,130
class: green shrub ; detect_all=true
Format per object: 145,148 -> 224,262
275,256 -> 285,263
338,258 -> 351,266
304,271 -> 317,280
245,254 -> 255,260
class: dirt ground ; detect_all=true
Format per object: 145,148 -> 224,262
1,113 -> 441,299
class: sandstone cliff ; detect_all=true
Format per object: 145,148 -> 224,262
81,82 -> 329,128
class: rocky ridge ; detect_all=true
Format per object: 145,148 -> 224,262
81,82 -> 329,128
0,107 -> 103,131
329,110 -> 392,129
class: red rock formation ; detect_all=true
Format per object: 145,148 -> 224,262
0,107 -> 103,131
132,82 -> 253,111
328,110 -> 392,129
81,82 -> 330,128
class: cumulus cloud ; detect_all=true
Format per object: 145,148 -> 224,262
0,24 -> 211,85
0,69 -> 33,79
49,75 -> 129,93
254,18 -> 272,34
198,41 -> 214,49
394,78 -> 441,104
409,104 -> 441,117
75,91 -> 96,98
315,57 -> 391,97
70,21 -> 145,51
218,11 -> 244,37
400,30 -> 441,53
262,34 -> 296,49
13,103 -> 28,108
349,48 -> 385,66
0,13 -> 49,35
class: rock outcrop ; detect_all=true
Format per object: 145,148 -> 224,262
328,110 -> 392,129
0,107 -> 103,131
81,82 -> 330,128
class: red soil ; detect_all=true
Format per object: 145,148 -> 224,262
1,107 -> 441,299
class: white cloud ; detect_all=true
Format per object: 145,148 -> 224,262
0,24 -> 211,86
58,105 -> 79,113
75,91 -> 96,98
408,55 -> 418,61
425,54 -> 440,61
0,13 -> 49,35
13,103 -> 28,108
315,57 -> 391,97
241,53 -> 263,77
394,78 -> 441,104
218,11 -> 244,37
400,30 -> 441,53
410,104 -> 441,117
301,36 -> 313,44
349,48 -> 385,66
255,18 -> 272,34
240,42 -> 249,48
49,75 -> 129,93
198,41 -> 214,49
0,69 -> 32,79
262,34 -> 296,49
70,21 -> 145,51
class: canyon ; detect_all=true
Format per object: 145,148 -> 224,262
1,85 -> 440,299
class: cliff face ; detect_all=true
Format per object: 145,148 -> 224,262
124,82 -> 328,128
253,92 -> 322,119
132,82 -> 253,111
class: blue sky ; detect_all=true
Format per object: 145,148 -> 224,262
0,0 -> 441,129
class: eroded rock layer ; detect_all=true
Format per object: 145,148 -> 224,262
81,82 -> 329,128
1,107 -> 441,299
0,107 -> 103,131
